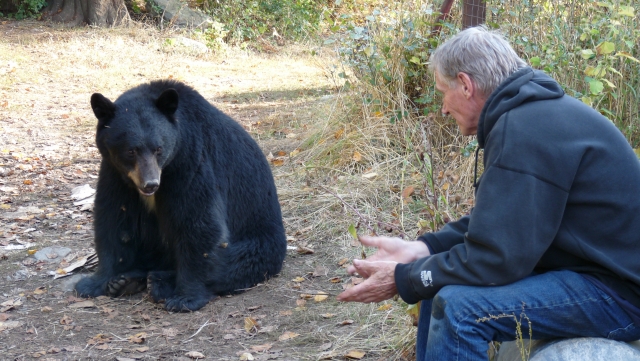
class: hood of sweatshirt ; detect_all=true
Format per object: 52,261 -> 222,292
477,67 -> 565,149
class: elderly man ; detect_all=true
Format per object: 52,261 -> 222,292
337,26 -> 640,360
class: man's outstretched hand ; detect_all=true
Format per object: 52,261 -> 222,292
336,236 -> 430,303
336,259 -> 398,303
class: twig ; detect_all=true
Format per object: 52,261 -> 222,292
182,317 -> 215,343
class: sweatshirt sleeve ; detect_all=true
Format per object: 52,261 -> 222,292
395,158 -> 570,304
417,215 -> 470,254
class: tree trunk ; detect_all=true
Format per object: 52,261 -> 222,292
41,0 -> 129,26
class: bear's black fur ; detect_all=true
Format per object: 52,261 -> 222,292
75,80 -> 287,312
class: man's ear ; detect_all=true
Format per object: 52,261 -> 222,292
457,72 -> 476,99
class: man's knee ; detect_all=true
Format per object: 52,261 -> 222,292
432,285 -> 469,321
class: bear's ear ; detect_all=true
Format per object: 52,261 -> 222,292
91,93 -> 116,125
155,89 -> 179,116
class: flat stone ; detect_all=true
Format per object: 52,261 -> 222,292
497,338 -> 640,361
33,246 -> 72,263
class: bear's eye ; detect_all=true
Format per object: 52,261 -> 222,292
156,147 -> 163,155
127,149 -> 135,157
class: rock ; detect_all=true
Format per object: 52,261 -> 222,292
33,246 -> 72,263
148,0 -> 210,29
497,338 -> 640,361
59,274 -> 86,292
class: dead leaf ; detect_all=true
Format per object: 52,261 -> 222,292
296,245 -> 314,254
334,129 -> 344,139
128,332 -> 147,344
270,158 -> 285,166
47,347 -> 61,354
337,258 -> 349,266
278,331 -> 299,341
292,276 -> 305,282
68,300 -> 95,309
329,277 -> 342,283
134,346 -> 149,352
32,351 -> 46,358
33,286 -> 47,295
250,343 -> 272,352
239,352 -> 254,360
244,317 -> 259,333
401,185 -> 415,202
312,265 -> 328,277
353,151 -> 362,162
41,306 -> 52,312
95,344 -> 109,350
314,292 -> 328,302
60,314 -> 73,325
296,299 -> 306,307
340,319 -> 354,326
186,351 -> 205,359
345,350 -> 366,359
87,333 -> 112,345
321,313 -> 336,318
377,304 -> 392,311
279,310 -> 292,316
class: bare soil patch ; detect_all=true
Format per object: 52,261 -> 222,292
0,20 -> 414,360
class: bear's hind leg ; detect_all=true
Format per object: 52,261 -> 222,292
106,271 -> 148,297
147,270 -> 177,303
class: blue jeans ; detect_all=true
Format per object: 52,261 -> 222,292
416,270 -> 640,360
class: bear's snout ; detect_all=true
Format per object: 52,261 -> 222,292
140,180 -> 160,196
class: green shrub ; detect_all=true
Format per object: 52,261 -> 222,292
204,0 -> 328,43
9,0 -> 47,19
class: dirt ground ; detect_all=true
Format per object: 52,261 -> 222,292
0,20 -> 415,360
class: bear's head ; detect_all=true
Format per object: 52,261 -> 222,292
90,88 -> 180,198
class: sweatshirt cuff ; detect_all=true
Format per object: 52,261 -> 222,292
417,233 -> 438,255
395,262 -> 422,305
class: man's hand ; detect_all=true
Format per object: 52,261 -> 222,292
337,236 -> 431,303
336,259 -> 398,303
345,236 -> 430,275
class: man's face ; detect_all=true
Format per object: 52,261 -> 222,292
435,71 -> 482,136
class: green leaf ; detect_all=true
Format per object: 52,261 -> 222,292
608,67 -> 623,77
409,56 -> 421,65
596,41 -> 615,55
363,46 -> 374,58
581,49 -> 595,60
581,96 -> 593,106
588,79 -> 604,95
348,224 -> 358,240
601,78 -> 616,89
530,56 -> 541,67
618,6 -> 634,17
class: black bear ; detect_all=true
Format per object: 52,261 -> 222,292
75,80 -> 287,312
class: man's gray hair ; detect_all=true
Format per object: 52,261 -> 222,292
429,26 -> 527,97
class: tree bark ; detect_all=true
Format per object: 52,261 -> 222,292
41,0 -> 129,26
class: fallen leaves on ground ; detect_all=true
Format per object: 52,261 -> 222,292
278,331 -> 299,341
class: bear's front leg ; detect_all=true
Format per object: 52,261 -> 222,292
163,260 -> 215,312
